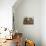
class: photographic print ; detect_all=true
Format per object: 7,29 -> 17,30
23,17 -> 34,25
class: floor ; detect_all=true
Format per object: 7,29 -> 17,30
0,39 -> 16,46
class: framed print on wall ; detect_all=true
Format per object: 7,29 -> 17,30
23,17 -> 34,25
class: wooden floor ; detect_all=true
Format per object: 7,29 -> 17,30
0,39 -> 16,46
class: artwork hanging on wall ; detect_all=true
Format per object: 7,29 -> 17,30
23,17 -> 34,25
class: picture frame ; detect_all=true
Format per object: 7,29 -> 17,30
23,17 -> 34,25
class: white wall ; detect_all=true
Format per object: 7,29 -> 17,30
0,0 -> 46,46
41,0 -> 46,46
0,0 -> 16,30
13,0 -> 41,46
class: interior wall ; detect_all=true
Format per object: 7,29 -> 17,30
0,0 -> 16,30
0,0 -> 46,46
41,0 -> 46,46
13,0 -> 41,46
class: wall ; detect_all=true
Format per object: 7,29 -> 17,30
13,0 -> 41,46
0,0 -> 46,46
41,0 -> 46,46
0,0 -> 16,30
